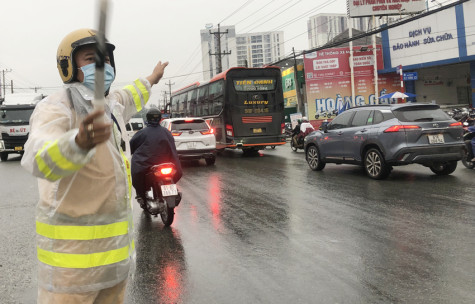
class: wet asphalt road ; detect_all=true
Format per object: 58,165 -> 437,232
0,147 -> 474,304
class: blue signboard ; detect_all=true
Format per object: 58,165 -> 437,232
403,72 -> 418,81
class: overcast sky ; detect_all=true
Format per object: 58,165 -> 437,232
0,0 -> 351,105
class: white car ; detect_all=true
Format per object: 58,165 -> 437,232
160,117 -> 217,165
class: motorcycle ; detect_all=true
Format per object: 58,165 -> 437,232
141,162 -> 182,226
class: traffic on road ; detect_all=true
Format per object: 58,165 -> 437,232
1,144 -> 474,303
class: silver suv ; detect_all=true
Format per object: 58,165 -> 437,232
304,103 -> 465,179
160,118 -> 217,165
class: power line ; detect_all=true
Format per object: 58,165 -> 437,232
218,0 -> 255,24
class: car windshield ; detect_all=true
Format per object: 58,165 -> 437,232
393,107 -> 450,122
172,120 -> 208,131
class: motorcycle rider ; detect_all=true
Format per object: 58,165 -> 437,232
296,117 -> 314,144
291,119 -> 302,146
300,117 -> 315,137
21,28 -> 168,303
130,108 -> 183,205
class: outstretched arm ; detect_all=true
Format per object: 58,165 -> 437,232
146,61 -> 169,86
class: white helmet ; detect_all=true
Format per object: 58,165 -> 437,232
302,117 -> 309,122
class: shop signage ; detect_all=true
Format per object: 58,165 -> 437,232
403,72 -> 418,81
387,6 -> 458,67
348,0 -> 425,18
303,46 -> 400,121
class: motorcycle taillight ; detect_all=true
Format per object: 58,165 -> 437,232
153,163 -> 176,178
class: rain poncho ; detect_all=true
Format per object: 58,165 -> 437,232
21,79 -> 151,293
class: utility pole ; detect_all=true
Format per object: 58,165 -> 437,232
209,23 -> 232,75
1,69 -> 12,98
166,80 -> 174,100
162,91 -> 169,111
293,48 -> 304,116
165,80 -> 174,112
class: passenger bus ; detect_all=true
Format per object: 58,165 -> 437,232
169,67 -> 286,152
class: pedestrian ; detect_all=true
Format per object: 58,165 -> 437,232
21,28 -> 168,303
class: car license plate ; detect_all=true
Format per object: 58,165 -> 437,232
253,128 -> 262,133
161,184 -> 178,196
428,134 -> 444,144
186,142 -> 197,149
14,146 -> 23,151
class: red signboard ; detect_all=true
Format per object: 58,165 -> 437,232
304,45 -> 400,124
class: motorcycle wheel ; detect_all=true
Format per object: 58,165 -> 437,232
461,152 -> 475,169
160,198 -> 175,226
429,161 -> 458,175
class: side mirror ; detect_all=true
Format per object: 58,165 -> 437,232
322,123 -> 328,133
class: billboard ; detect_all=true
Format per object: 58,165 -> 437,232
387,6 -> 459,67
282,67 -> 297,107
304,45 -> 400,122
349,0 -> 426,17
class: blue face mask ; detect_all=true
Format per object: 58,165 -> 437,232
79,63 -> 115,93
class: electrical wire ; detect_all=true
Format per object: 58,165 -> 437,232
218,0 -> 255,24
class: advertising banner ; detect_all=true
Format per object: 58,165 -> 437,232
304,45 -> 400,123
387,7 -> 458,67
349,0 -> 426,17
282,67 -> 297,107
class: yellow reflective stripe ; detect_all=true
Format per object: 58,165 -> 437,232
124,84 -> 142,112
46,139 -> 83,171
37,245 -> 130,269
134,79 -> 149,104
34,141 -> 62,181
36,221 -> 128,240
119,149 -> 132,198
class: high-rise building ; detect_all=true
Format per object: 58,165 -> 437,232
200,25 -> 285,80
235,31 -> 285,68
307,13 -> 396,48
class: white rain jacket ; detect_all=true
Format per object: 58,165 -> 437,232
21,79 -> 151,293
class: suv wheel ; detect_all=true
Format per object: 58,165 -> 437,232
364,148 -> 391,180
429,161 -> 457,175
306,145 -> 326,171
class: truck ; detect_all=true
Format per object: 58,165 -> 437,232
0,93 -> 45,161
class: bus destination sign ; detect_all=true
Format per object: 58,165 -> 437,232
234,79 -> 275,91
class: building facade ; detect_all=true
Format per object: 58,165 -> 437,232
200,26 -> 285,80
235,31 -> 285,68
380,0 -> 474,107
307,13 -> 396,48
